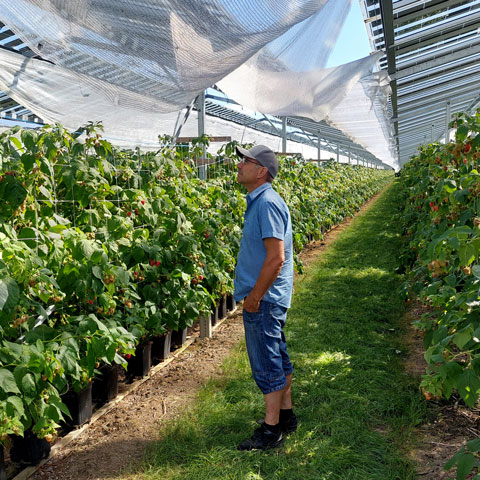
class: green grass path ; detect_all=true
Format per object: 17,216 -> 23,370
136,181 -> 426,480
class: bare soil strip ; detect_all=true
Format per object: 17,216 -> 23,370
402,302 -> 480,479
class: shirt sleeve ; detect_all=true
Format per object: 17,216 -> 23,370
259,200 -> 287,240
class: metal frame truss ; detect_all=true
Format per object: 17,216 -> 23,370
360,0 -> 480,167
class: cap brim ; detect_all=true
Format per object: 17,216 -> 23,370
235,146 -> 253,159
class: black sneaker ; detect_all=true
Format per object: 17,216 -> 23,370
256,413 -> 298,434
238,423 -> 283,451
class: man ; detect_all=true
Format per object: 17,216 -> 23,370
234,144 -> 296,451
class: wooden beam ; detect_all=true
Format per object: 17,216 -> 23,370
176,136 -> 231,143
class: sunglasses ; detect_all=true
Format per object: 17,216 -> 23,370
240,157 -> 264,167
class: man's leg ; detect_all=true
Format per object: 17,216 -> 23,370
264,373 -> 292,425
264,385 -> 286,425
239,302 -> 285,450
281,373 -> 293,410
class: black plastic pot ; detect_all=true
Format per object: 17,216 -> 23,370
151,332 -> 172,362
0,445 -> 5,480
226,294 -> 236,311
62,382 -> 93,426
218,295 -> 227,319
9,430 -> 51,465
92,364 -> 119,405
171,328 -> 187,350
127,340 -> 152,378
211,301 -> 219,326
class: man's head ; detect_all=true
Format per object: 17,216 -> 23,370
235,145 -> 279,192
236,145 -> 279,181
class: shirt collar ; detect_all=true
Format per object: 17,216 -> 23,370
246,182 -> 272,205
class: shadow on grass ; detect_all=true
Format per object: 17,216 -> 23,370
136,182 -> 425,480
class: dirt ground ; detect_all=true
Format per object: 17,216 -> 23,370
12,190 -> 478,480
402,303 -> 480,479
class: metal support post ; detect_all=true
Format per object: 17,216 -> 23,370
348,147 -> 351,164
196,91 -> 207,179
336,144 -> 339,163
317,131 -> 321,165
445,101 -> 451,144
282,117 -> 287,154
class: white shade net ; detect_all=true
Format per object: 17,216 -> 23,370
327,71 -> 396,166
0,0 -> 332,109
217,1 -> 397,167
0,0 -> 397,167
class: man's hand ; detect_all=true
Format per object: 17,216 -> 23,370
243,293 -> 261,313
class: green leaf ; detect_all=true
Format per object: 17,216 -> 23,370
466,437 -> 480,452
6,395 -> 25,418
0,369 -> 20,394
457,452 -> 475,480
472,265 -> 480,279
77,239 -> 94,260
458,369 -> 480,408
9,135 -> 23,152
459,244 -> 476,266
21,129 -> 37,150
48,395 -> 70,418
456,125 -> 469,142
49,224 -> 68,234
39,185 -> 52,200
132,246 -> 146,262
472,133 -> 480,149
2,341 -> 22,361
92,266 -> 103,280
0,277 -> 20,312
453,328 -> 473,349
445,446 -> 465,470
18,227 -> 38,249
90,248 -> 104,264
20,153 -> 35,172
22,373 -> 36,396
0,175 -> 27,217
443,179 -> 457,193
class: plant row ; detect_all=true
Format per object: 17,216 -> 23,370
396,110 -> 480,477
0,122 -> 392,443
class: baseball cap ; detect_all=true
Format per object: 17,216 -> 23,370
236,145 -> 279,179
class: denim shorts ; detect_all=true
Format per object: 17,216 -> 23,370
243,300 -> 293,395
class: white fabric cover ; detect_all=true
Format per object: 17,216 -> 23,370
0,0 -> 397,167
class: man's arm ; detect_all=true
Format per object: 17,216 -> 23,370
243,237 -> 285,312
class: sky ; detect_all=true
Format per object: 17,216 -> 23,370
326,0 -> 372,68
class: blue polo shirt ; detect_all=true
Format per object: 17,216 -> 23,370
234,183 -> 293,308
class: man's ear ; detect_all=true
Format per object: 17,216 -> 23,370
257,166 -> 268,179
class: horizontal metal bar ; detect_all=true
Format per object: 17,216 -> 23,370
393,42 -> 480,79
393,0 -> 474,26
394,8 -> 480,46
